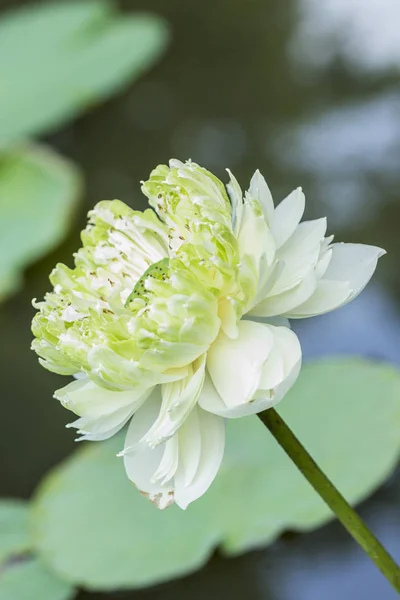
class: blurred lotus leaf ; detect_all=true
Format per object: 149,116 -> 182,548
0,559 -> 75,600
0,500 -> 31,563
0,500 -> 75,600
0,144 -> 81,301
31,359 -> 400,591
0,0 -> 169,145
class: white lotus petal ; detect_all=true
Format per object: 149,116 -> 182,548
272,218 -> 327,294
248,169 -> 274,224
286,279 -> 351,318
169,159 -> 185,169
315,247 -> 333,279
287,243 -> 385,318
199,371 -> 271,418
123,389 -> 175,509
280,218 -> 327,257
249,270 -> 317,317
140,354 -> 206,448
238,202 -> 275,268
218,297 -> 239,339
200,375 -> 285,418
250,259 -> 285,310
258,326 -> 301,391
198,372 -> 229,415
68,407 -> 135,442
174,405 -> 202,487
201,325 -> 301,418
207,320 -> 274,408
324,243 -> 385,298
88,346 -> 188,392
270,355 -> 302,406
73,371 -> 86,380
124,393 -> 225,509
258,343 -> 284,390
55,378 -> 145,416
151,436 -> 179,487
226,169 -> 243,235
174,406 -> 225,509
270,187 -> 305,248
55,378 -> 152,442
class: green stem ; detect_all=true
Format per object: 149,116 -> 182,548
258,408 -> 400,593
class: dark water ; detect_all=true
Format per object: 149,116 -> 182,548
1,0 -> 400,598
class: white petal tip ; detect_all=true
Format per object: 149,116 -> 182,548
117,441 -> 140,456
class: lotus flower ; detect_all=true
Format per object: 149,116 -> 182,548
32,159 -> 384,509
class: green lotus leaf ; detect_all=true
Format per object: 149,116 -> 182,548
0,499 -> 30,564
31,359 -> 400,590
0,559 -> 75,600
0,0 -> 169,144
0,144 -> 81,301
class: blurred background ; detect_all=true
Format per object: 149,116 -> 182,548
0,0 -> 399,598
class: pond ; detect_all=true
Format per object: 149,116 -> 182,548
0,0 -> 399,598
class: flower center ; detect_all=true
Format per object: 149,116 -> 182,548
125,258 -> 170,307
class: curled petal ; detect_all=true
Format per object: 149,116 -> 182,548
123,389 -> 173,509
206,320 -> 274,409
87,346 -> 188,391
272,218 -> 327,294
249,270 -> 317,318
123,391 -> 225,509
248,217 -> 328,317
174,407 -> 225,509
54,378 -> 152,441
286,243 -> 386,318
135,354 -> 207,449
202,321 -> 301,417
256,325 -> 302,403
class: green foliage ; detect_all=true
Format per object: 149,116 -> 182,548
30,359 -> 400,591
0,0 -> 169,145
0,144 -> 81,301
0,0 -> 170,302
0,500 -> 75,600
0,559 -> 75,600
0,500 -> 31,563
